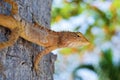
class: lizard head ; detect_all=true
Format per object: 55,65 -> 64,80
59,32 -> 90,48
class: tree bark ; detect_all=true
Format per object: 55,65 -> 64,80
0,0 -> 56,80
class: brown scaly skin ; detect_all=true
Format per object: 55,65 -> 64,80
0,0 -> 89,71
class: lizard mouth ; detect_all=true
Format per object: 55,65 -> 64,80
68,41 -> 89,48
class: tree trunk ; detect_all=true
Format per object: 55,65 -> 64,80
0,0 -> 56,80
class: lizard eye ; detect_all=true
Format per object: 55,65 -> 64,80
77,35 -> 80,37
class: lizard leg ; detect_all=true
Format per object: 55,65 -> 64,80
4,0 -> 18,15
0,27 -> 20,49
34,46 -> 57,72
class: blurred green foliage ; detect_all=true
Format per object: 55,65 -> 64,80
72,49 -> 120,80
52,0 -> 120,80
52,0 -> 82,23
99,49 -> 120,80
73,64 -> 96,80
51,0 -> 120,52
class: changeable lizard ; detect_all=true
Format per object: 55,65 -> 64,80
0,0 -> 89,71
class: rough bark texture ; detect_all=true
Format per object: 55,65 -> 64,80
0,0 -> 56,80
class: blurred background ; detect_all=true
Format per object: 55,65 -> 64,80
51,0 -> 120,80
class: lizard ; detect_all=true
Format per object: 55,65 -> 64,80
0,0 -> 89,71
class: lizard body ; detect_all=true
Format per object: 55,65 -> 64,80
0,0 -> 89,71
0,14 -> 59,47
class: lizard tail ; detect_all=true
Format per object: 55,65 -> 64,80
34,46 -> 56,72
